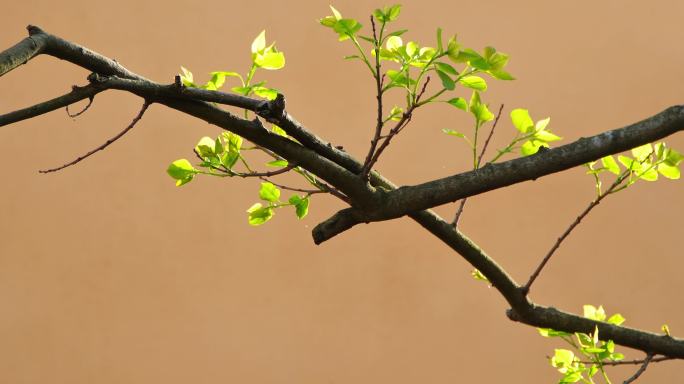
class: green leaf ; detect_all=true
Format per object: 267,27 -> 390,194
447,97 -> 467,110
179,66 -> 197,87
289,195 -> 310,219
658,162 -> 681,179
210,71 -> 243,87
582,347 -> 606,354
252,86 -> 279,100
488,69 -> 515,80
214,137 -> 224,154
521,140 -> 547,156
538,328 -> 572,338
583,305 -> 606,321
510,108 -> 534,133
247,203 -> 274,226
631,143 -> 653,161
231,85 -> 251,95
607,313 -> 626,326
436,27 -> 443,52
167,159 -> 197,186
618,155 -> 637,170
386,35 -> 403,51
601,155 -> 620,175
333,18 -> 362,40
446,36 -> 461,57
386,4 -> 401,21
665,147 -> 684,166
534,129 -> 562,142
386,69 -> 413,88
254,50 -> 285,70
266,159 -> 289,167
386,29 -> 408,38
551,349 -> 575,368
259,182 -> 281,202
271,125 -> 288,137
435,62 -> 459,75
222,132 -> 243,154
388,106 -> 404,121
639,166 -> 659,181
330,5 -> 342,20
442,129 -> 466,138
436,69 -> 455,90
459,75 -> 487,91
449,47 -> 480,64
319,16 -> 337,28
195,136 -> 217,158
469,92 -> 494,122
251,30 -> 266,54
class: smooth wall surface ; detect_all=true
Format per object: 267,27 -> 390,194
1,1 -> 683,383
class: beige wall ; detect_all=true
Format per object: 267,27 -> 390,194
1,1 -> 683,382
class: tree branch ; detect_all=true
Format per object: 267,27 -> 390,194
2,25 -> 684,364
0,83 -> 104,126
315,105 -> 684,240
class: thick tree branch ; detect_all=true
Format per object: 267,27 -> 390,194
388,105 -> 684,212
315,105 -> 684,240
0,83 -> 104,126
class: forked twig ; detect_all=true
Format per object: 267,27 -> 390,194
623,353 -> 654,384
452,104 -> 505,227
523,169 -> 630,294
65,93 -> 94,118
39,99 -> 151,173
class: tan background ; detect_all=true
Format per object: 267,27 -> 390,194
1,1 -> 683,382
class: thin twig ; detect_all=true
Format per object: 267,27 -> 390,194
361,15 -> 384,180
365,77 -> 431,173
522,170 -> 630,294
65,94 -> 94,118
258,176 -> 326,195
623,353 -> 654,384
452,104 -> 505,227
39,100 -> 151,173
193,149 -> 298,178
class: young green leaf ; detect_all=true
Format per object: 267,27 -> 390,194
252,86 -> 279,100
658,163 -> 681,179
601,155 -> 620,175
510,109 -> 534,133
435,62 -> 458,75
167,159 -> 197,186
266,159 -> 289,167
459,75 -> 487,91
270,125 -> 287,138
259,182 -> 281,202
442,129 -> 466,138
254,50 -> 285,70
195,136 -> 217,158
289,195 -> 310,219
631,143 -> 653,161
179,66 -> 197,87
386,35 -> 403,51
446,97 -> 467,110
247,203 -> 274,226
251,30 -> 266,54
436,69 -> 455,90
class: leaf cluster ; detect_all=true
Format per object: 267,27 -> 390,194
540,305 -> 626,383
